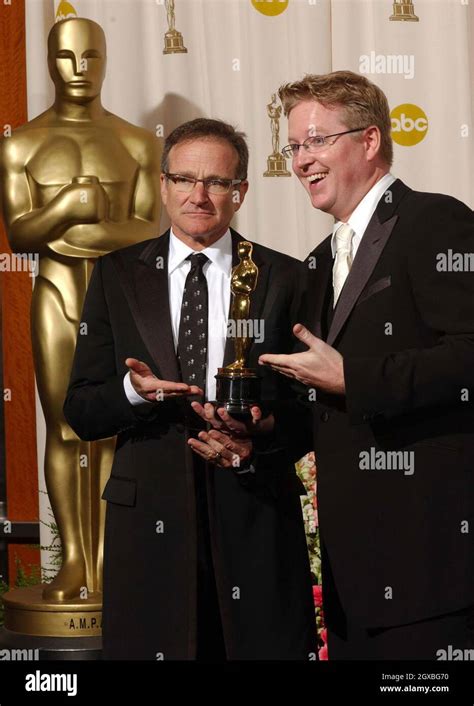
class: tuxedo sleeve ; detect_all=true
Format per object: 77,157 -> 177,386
242,393 -> 313,493
63,256 -> 162,441
269,393 -> 314,465
345,197 -> 474,423
262,258 -> 314,464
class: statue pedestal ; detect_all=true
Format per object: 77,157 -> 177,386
0,627 -> 101,660
389,2 -> 419,21
215,368 -> 261,419
263,153 -> 291,177
163,29 -> 188,54
3,585 -> 102,642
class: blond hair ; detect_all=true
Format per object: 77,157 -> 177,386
278,71 -> 393,166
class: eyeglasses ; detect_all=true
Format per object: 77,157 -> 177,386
164,173 -> 243,195
281,128 -> 368,159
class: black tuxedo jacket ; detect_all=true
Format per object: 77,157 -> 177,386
279,180 -> 474,636
64,229 -> 316,660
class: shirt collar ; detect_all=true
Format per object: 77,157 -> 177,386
331,173 -> 396,257
168,228 -> 233,275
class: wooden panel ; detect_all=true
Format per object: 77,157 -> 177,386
0,0 -> 40,584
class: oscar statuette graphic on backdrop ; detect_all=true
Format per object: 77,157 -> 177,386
163,0 -> 188,55
263,94 -> 291,178
389,0 -> 419,22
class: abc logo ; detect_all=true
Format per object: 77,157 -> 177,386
251,0 -> 289,16
390,104 -> 428,146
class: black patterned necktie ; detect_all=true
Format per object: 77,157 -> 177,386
178,253 -> 209,394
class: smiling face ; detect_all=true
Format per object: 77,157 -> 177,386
160,137 -> 248,248
48,19 -> 106,102
288,100 -> 381,222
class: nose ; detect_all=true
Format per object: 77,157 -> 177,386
294,145 -> 315,172
189,181 -> 209,205
74,53 -> 84,75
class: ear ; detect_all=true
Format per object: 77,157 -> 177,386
160,173 -> 168,205
365,126 -> 382,162
232,180 -> 249,212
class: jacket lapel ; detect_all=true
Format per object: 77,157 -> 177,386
110,231 -> 181,382
306,239 -> 333,340
222,229 -> 270,367
326,179 -> 410,347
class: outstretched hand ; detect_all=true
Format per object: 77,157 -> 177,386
258,324 -> 345,394
190,401 -> 274,437
126,358 -> 203,402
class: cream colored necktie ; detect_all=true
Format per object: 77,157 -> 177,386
332,223 -> 354,306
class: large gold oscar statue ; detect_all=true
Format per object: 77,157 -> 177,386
0,18 -> 160,637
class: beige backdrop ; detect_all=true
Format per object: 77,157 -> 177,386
24,0 -> 474,573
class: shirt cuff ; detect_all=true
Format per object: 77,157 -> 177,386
233,463 -> 256,475
123,371 -> 152,406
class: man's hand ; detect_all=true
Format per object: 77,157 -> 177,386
126,357 -> 203,402
188,429 -> 253,469
190,401 -> 274,436
258,323 -> 345,394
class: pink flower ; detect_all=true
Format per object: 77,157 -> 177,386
313,584 -> 323,607
319,643 -> 328,660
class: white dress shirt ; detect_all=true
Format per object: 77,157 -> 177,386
331,173 -> 396,260
124,229 -> 232,405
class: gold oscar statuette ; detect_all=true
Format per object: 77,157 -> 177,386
263,93 -> 291,177
0,17 -> 160,640
163,0 -> 188,54
389,0 -> 419,21
215,241 -> 261,418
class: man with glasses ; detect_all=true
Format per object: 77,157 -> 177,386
64,118 -> 315,660
260,71 -> 474,659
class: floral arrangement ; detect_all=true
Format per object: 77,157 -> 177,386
296,451 -> 328,660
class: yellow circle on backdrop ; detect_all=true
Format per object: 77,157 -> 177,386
55,1 -> 78,19
390,104 -> 428,147
251,0 -> 289,17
